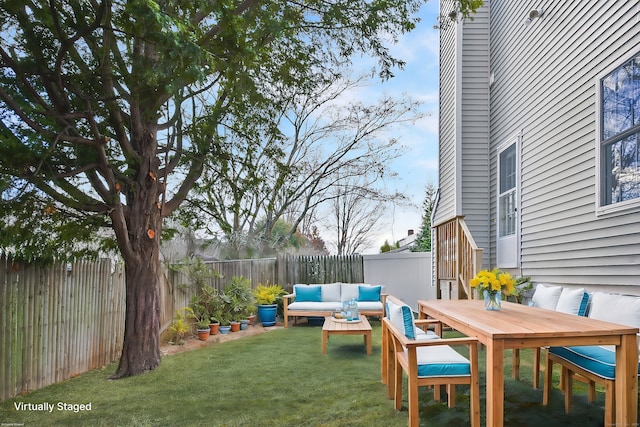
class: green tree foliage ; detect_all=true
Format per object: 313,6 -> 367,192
412,183 -> 437,252
3,0 -> 470,378
380,239 -> 399,253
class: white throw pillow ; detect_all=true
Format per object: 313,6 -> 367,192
321,282 -> 342,302
531,284 -> 563,310
556,287 -> 589,315
588,292 -> 640,328
340,283 -> 361,302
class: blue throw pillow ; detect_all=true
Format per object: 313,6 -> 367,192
294,285 -> 322,302
359,285 -> 382,302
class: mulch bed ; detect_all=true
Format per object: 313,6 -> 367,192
160,322 -> 284,356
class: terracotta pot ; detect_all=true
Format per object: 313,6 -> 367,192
230,321 -> 241,332
209,322 -> 219,335
197,329 -> 210,341
248,314 -> 256,326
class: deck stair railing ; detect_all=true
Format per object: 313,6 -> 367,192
434,216 -> 483,300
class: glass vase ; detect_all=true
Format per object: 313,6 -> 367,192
484,290 -> 502,311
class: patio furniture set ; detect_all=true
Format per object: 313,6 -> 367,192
284,283 -> 640,426
282,282 -> 386,328
384,289 -> 640,427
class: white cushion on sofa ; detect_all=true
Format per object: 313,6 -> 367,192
556,287 -> 589,315
287,301 -> 340,311
532,284 -> 563,310
357,301 -> 383,311
321,282 -> 342,302
340,283 -> 360,302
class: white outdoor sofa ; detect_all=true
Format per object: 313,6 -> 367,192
283,282 -> 386,328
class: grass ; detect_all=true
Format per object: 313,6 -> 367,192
0,319 -> 621,427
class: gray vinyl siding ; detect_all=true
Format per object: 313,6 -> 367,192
436,0 -> 491,268
460,4 -> 490,267
487,1 -> 640,289
434,0 -> 459,226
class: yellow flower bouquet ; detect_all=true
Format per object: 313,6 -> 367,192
470,269 -> 516,310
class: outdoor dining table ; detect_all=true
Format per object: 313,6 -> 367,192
417,299 -> 638,427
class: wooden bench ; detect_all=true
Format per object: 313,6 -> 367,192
542,291 -> 640,426
282,283 -> 386,328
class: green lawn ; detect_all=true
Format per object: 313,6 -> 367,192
0,320 -> 618,426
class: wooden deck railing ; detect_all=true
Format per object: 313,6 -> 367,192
434,216 -> 483,299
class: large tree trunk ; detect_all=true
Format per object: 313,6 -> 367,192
110,253 -> 161,379
109,121 -> 163,379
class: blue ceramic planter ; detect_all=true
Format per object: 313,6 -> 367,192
257,304 -> 277,326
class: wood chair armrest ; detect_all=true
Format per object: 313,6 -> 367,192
414,319 -> 443,336
383,318 -> 476,349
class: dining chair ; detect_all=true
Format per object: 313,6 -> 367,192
381,296 -> 441,386
382,299 -> 480,427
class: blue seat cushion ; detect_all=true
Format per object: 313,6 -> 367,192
413,345 -> 471,378
549,345 -> 640,380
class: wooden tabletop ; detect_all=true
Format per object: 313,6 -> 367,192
418,299 -> 638,347
322,315 -> 372,332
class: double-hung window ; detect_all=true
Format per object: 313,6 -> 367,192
597,52 -> 640,214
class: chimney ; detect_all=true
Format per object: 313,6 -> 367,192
407,229 -> 414,236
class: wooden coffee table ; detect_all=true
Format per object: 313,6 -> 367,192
322,315 -> 372,355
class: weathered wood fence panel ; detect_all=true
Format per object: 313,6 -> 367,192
278,254 -> 364,290
2,253 -> 366,401
0,256 -> 125,401
165,255 -> 364,305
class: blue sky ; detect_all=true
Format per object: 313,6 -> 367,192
347,1 -> 441,253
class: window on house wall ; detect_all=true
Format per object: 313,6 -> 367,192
598,53 -> 640,212
499,144 -> 517,237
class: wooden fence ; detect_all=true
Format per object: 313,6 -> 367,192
1,253 -> 364,401
0,256 -> 125,401
166,254 -> 364,300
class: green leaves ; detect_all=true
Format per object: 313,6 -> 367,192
0,0 -> 431,262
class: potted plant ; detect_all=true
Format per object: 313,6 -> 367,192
253,283 -> 286,326
218,312 -> 232,334
206,290 -> 227,335
196,316 -> 211,341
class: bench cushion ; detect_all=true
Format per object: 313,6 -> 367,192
549,345 -> 640,380
340,283 -> 360,302
413,345 -> 471,378
588,292 -> 640,328
287,301 -> 339,311
357,301 -> 383,312
321,283 -> 342,302
556,288 -> 589,316
532,284 -> 563,310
